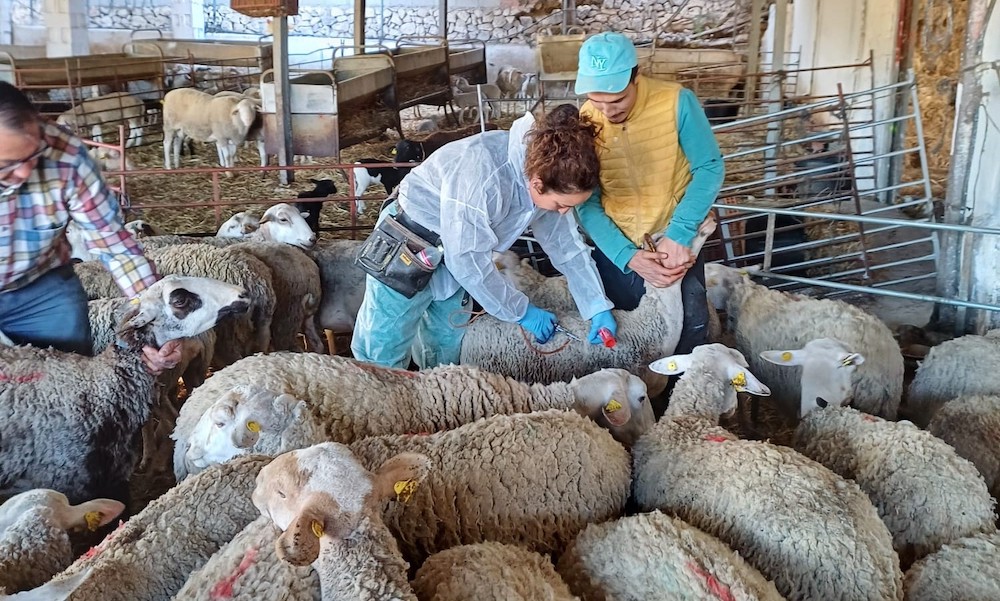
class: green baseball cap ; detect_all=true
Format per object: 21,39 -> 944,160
575,32 -> 638,95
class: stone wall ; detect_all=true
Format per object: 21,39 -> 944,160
13,0 -> 743,45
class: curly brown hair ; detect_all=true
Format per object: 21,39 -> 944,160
524,104 -> 601,194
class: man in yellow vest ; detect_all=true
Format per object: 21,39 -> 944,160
574,31 -> 724,359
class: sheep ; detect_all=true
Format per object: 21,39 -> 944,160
347,410 -> 631,567
704,262 -> 904,420
460,217 -> 717,397
351,158 -> 409,214
905,330 -> 1000,426
0,489 -> 123,594
633,343 -> 903,601
294,179 -> 337,234
450,77 -> 503,122
171,353 -> 652,479
556,511 -> 784,601
393,123 -> 500,164
227,240 -> 324,353
901,532 -> 1000,601
757,337 -> 868,416
0,275 -> 249,505
927,394 -> 1000,499
249,202 -> 317,249
162,87 -> 257,170
15,456 -> 272,601
124,219 -> 164,238
793,403 -> 997,567
495,65 -> 526,99
56,92 -> 145,147
217,210 -> 260,238
413,542 -> 578,601
520,72 -> 539,99
310,238 -> 365,333
253,444 -> 432,601
88,147 -> 135,172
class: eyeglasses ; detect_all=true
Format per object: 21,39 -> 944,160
0,142 -> 47,178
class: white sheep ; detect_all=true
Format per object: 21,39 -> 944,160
217,211 -> 260,238
13,455 -> 272,601
793,404 -> 997,566
124,219 -> 163,238
905,330 -> 1000,426
171,353 -> 652,479
56,92 -> 145,147
347,410 -> 632,567
248,203 -> 317,249
0,490 -> 123,594
704,262 -> 904,420
414,542 -> 578,601
88,147 -> 136,172
0,276 -> 247,505
556,510 -> 784,601
310,239 -> 365,333
927,394 -> 1000,499
253,444 -> 432,601
162,87 -> 257,170
901,532 -> 1000,601
495,65 -> 525,99
757,337 -> 867,416
633,343 -> 903,601
461,218 -> 717,397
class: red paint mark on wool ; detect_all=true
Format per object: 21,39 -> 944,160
862,414 -> 878,422
210,547 -> 258,600
82,520 -> 126,560
0,371 -> 43,384
686,562 -> 736,601
704,434 -> 729,443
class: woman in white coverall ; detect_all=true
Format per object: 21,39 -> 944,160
351,104 -> 618,369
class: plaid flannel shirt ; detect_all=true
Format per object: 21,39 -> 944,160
0,121 -> 158,297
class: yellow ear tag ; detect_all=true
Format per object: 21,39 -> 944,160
781,352 -> 793,362
841,355 -> 856,367
246,421 -> 261,433
84,511 -> 102,532
394,479 -> 418,503
738,270 -> 748,277
604,399 -> 622,413
667,361 -> 677,371
129,297 -> 141,306
310,520 -> 324,538
730,371 -> 747,390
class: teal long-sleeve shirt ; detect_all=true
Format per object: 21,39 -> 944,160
575,88 -> 725,272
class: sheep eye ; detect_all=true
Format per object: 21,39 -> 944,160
277,490 -> 286,499
279,217 -> 289,223
214,421 -> 225,428
171,296 -> 189,309
638,396 -> 647,403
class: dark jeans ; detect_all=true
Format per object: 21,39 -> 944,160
593,246 -> 709,355
0,264 -> 93,355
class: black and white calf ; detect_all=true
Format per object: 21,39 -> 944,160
352,158 -> 409,213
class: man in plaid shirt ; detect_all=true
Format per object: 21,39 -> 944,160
0,82 -> 180,372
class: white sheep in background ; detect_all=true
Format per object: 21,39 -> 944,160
123,219 -> 163,238
162,87 -> 257,170
13,456 -> 272,601
704,262 -> 904,420
171,353 -> 652,479
88,147 -> 135,173
793,404 -> 997,567
347,410 -> 631,567
495,65 -> 526,99
0,490 -> 123,594
556,510 -> 784,601
56,92 -> 145,147
461,218 -> 716,397
758,337 -> 867,417
633,343 -> 903,601
0,276 -> 248,505
217,210 -> 260,238
253,444 -> 431,601
902,532 -> 1000,601
249,203 -> 317,249
520,72 -> 539,99
906,330 -> 1000,426
414,542 -> 578,601
928,394 -> 1000,499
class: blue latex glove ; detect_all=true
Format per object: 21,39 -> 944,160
588,310 -> 618,345
517,304 -> 557,344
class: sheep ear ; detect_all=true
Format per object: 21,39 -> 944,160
839,352 -> 865,367
727,365 -> 770,396
299,211 -> 310,219
275,499 -> 343,567
209,392 -> 239,424
648,354 -> 693,375
273,393 -> 302,415
120,302 -> 156,331
760,348 -> 806,366
63,498 -> 126,532
371,453 -> 432,504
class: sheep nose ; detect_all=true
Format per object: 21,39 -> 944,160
308,234 -> 317,246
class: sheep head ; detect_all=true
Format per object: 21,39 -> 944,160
568,368 -> 654,446
759,337 -> 865,418
257,203 -> 317,248
0,489 -> 123,535
116,275 -> 249,348
704,262 -> 761,311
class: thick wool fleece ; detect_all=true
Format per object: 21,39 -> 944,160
633,416 -> 902,601
0,507 -> 74,594
928,394 -> 1000,499
794,406 -> 996,566
413,542 -> 578,601
557,511 -> 784,601
907,331 -> 1000,426
347,410 -> 631,568
47,456 -> 270,601
902,532 -> 1000,601
726,279 -> 903,419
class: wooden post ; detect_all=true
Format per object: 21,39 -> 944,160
354,0 -> 366,48
745,0 -> 764,104
274,15 -> 294,185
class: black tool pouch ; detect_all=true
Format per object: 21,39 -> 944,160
355,214 -> 438,299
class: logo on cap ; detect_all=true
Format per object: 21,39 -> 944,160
590,56 -> 608,71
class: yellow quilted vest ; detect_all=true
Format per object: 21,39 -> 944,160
581,76 -> 692,246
